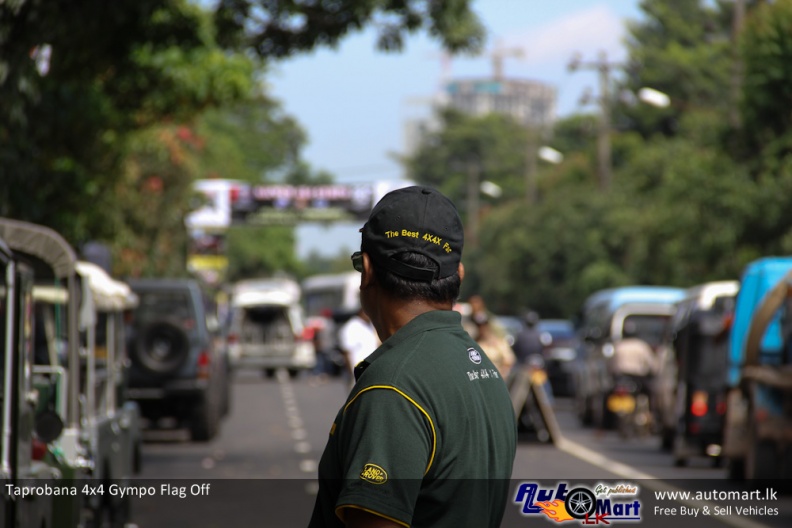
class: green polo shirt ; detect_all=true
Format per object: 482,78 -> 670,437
308,310 -> 517,528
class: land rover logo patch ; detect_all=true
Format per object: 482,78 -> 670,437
360,463 -> 388,484
468,347 -> 482,364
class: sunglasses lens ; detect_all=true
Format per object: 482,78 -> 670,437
351,252 -> 363,272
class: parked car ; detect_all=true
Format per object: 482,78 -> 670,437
653,281 -> 738,466
126,278 -> 230,442
227,277 -> 316,378
573,286 -> 686,428
537,319 -> 581,397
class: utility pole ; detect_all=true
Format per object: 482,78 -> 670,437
568,51 -> 621,191
466,160 -> 480,249
729,0 -> 746,129
524,128 -> 538,204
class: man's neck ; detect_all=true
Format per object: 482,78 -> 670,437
372,297 -> 451,342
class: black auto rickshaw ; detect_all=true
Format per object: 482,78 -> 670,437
654,281 -> 738,467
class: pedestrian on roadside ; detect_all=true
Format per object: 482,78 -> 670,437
311,308 -> 338,379
338,306 -> 379,389
473,312 -> 516,378
308,185 -> 517,528
512,310 -> 544,365
463,293 -> 508,339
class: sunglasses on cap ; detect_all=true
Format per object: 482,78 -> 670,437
351,251 -> 363,273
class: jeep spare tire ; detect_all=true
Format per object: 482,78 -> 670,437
134,321 -> 190,375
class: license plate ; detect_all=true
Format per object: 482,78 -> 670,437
530,370 -> 548,385
607,394 -> 636,413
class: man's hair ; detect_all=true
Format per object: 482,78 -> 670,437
372,252 -> 460,304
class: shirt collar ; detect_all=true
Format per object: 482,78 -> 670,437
353,309 -> 462,380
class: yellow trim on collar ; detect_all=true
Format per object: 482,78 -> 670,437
336,504 -> 410,527
344,385 -> 437,476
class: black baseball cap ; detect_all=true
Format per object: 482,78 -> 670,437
361,185 -> 464,281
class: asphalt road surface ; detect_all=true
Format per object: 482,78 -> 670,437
129,370 -> 791,528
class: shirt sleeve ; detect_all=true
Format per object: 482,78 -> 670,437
334,386 -> 434,527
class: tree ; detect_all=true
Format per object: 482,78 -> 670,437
739,0 -> 792,159
405,109 -> 535,223
114,124 -> 202,278
615,0 -> 733,140
0,0 -> 254,245
225,225 -> 302,279
1,0 -> 488,280
213,0 -> 485,58
194,95 -> 308,183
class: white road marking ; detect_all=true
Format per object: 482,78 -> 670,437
277,370 -> 318,480
300,459 -> 318,473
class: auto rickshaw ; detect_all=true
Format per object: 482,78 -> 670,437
655,281 -> 738,467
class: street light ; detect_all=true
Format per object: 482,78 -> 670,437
538,146 -> 564,165
638,87 -> 671,109
480,180 -> 502,199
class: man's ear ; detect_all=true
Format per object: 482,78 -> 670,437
458,262 -> 465,282
361,252 -> 375,288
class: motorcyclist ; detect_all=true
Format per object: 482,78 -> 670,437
609,320 -> 657,395
512,310 -> 543,365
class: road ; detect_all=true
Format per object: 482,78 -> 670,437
129,370 -> 791,528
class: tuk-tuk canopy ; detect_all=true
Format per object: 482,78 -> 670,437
75,261 -> 138,312
0,218 -> 77,279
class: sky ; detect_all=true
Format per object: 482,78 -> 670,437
265,1 -> 645,259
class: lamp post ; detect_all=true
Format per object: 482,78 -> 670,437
568,51 -> 622,191
464,163 -> 503,249
466,160 -> 481,249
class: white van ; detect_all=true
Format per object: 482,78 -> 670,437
302,272 -> 361,319
227,278 -> 315,377
301,272 -> 362,377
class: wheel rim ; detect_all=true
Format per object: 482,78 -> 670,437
565,488 -> 596,519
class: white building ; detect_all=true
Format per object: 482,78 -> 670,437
403,76 -> 557,158
444,77 -> 556,129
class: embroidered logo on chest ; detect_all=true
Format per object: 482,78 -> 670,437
468,347 -> 482,364
360,463 -> 388,484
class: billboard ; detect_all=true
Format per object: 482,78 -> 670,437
232,184 -> 376,225
186,179 -> 412,228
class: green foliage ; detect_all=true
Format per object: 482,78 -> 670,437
407,0 -> 792,319
194,96 -> 308,182
740,0 -> 792,158
191,95 -> 336,281
1,0 -> 487,283
0,0 -> 255,250
405,109 -> 531,221
617,0 -> 732,139
114,124 -> 200,278
214,0 -> 485,57
471,189 -> 630,318
225,226 -> 302,280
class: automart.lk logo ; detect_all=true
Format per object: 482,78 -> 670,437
514,482 -> 642,524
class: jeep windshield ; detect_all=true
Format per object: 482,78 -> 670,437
134,291 -> 195,331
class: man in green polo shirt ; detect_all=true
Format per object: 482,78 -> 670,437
308,186 -> 517,528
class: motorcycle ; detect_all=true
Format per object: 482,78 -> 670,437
511,355 -> 557,443
607,375 -> 653,439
